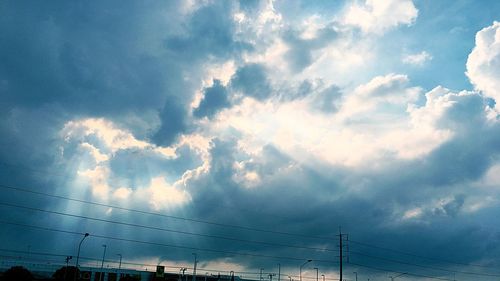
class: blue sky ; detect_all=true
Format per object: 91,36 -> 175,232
1,0 -> 500,280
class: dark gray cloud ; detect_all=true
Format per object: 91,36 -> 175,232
230,63 -> 272,101
194,80 -> 231,119
165,1 -> 252,63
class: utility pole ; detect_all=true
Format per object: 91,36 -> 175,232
193,253 -> 198,281
278,264 -> 281,281
100,245 -> 107,273
338,227 -> 348,281
339,227 -> 343,281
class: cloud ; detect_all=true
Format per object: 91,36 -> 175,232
466,21 -> 500,105
61,117 -> 202,206
343,0 -> 418,34
282,22 -> 339,72
139,176 -> 192,211
402,51 -> 433,66
193,80 -> 231,119
165,1 -> 252,62
337,73 -> 422,120
230,63 -> 272,100
3,1 -> 500,276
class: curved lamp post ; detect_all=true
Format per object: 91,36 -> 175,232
75,233 -> 89,267
300,260 -> 312,281
75,233 -> 89,281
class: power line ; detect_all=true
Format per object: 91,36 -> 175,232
349,240 -> 498,270
349,251 -> 500,277
0,161 -> 299,223
3,183 -> 496,275
0,183 -> 335,241
347,261 -> 455,281
0,220 -> 338,264
0,248 -> 345,280
0,201 -> 336,253
0,248 -> 341,280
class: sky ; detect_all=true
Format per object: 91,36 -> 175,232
1,0 -> 500,280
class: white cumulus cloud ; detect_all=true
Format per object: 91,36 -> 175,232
403,51 -> 433,66
343,0 -> 418,34
466,21 -> 500,105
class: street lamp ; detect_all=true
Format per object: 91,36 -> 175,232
75,233 -> 89,267
181,267 -> 187,281
314,268 -> 318,281
300,260 -> 312,281
75,233 -> 89,281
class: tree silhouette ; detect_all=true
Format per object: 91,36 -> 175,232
2,266 -> 33,281
53,266 -> 80,281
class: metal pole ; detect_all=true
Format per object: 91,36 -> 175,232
353,272 -> 357,281
117,254 -> 122,279
278,264 -> 281,281
118,254 -> 122,270
75,233 -> 89,281
100,244 -> 107,281
300,260 -> 312,281
193,253 -> 198,281
339,228 -> 342,281
314,268 -> 318,281
260,268 -> 264,281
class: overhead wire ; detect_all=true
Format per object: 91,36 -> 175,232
0,248 -> 342,281
1,177 -> 499,277
348,251 -> 500,277
0,201 -> 335,253
347,261 -> 455,281
0,220 -> 338,264
0,183 -> 335,241
349,240 -> 498,270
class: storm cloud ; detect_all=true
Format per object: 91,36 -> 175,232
1,1 -> 500,281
